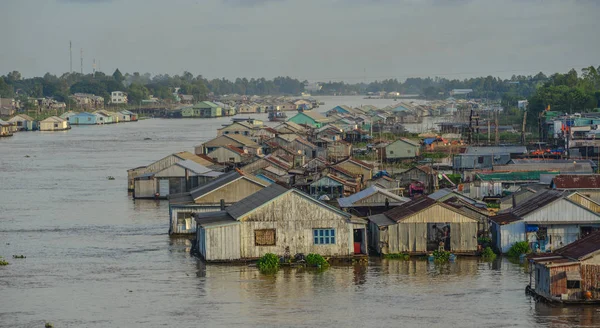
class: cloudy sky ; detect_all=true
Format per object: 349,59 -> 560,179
0,0 -> 598,81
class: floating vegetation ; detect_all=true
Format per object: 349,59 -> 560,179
12,255 -> 26,259
45,323 -> 54,328
507,241 -> 530,258
257,253 -> 279,274
481,247 -> 497,261
107,176 -> 115,180
306,253 -> 329,268
384,253 -> 410,260
430,250 -> 453,263
0,257 -> 8,266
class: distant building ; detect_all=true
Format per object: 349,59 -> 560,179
450,89 -> 473,96
39,116 -> 69,131
111,91 -> 128,104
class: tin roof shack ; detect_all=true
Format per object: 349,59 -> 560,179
127,151 -> 222,192
0,119 -> 13,137
529,231 -> 600,303
194,183 -> 368,262
396,165 -> 439,194
39,116 -> 69,131
334,157 -> 374,181
368,196 -> 479,255
452,153 -> 511,170
153,160 -> 223,198
552,175 -> 600,203
494,162 -> 593,174
309,175 -> 358,199
384,138 -> 421,161
196,134 -> 261,156
489,190 -> 600,253
499,185 -> 547,211
465,146 -> 528,158
206,145 -> 255,167
338,186 -> 409,216
287,110 -> 329,128
168,171 -> 270,235
461,171 -> 556,200
8,114 -> 38,131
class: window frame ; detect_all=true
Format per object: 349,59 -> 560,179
255,229 -> 276,246
313,228 -> 336,245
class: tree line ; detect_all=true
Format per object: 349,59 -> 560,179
0,67 -> 598,116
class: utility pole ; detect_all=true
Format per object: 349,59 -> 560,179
521,103 -> 527,145
495,109 -> 500,145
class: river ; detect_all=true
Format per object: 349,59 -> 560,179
0,96 -> 598,327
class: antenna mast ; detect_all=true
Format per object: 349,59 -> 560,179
69,41 -> 72,73
80,48 -> 83,74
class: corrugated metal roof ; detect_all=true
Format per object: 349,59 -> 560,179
554,230 -> 600,260
466,146 -> 527,155
225,183 -> 291,220
384,196 -> 437,222
190,171 -> 242,200
488,212 -> 521,225
177,160 -> 217,175
552,174 -> 600,189
368,214 -> 396,227
168,192 -> 194,204
194,211 -> 237,227
299,110 -> 328,122
338,186 -> 409,208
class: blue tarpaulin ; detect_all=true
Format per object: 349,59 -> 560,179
424,138 -> 436,145
526,225 -> 539,232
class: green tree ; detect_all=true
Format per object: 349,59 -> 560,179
0,77 -> 14,97
112,68 -> 124,83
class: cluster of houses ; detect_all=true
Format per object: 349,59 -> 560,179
121,102 -> 598,283
0,109 -> 138,135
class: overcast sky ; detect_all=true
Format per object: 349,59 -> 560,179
0,0 -> 598,82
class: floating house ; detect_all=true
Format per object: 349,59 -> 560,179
529,231 -> 600,303
119,110 -> 138,122
168,171 -> 270,235
334,157 -> 374,181
183,101 -> 222,118
384,138 -> 421,161
195,134 -> 260,156
0,119 -> 13,137
337,186 -> 409,216
194,183 -> 368,262
368,196 -> 479,255
68,112 -> 98,125
8,114 -> 38,131
287,110 -> 329,128
39,116 -> 69,131
489,190 -> 600,253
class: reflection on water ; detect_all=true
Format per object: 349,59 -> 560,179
1,107 -> 599,327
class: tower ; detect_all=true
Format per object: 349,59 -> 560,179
80,48 -> 83,74
69,41 -> 72,73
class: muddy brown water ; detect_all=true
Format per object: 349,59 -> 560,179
1,109 -> 599,327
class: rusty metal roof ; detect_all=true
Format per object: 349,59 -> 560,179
552,174 -> 600,189
384,196 -> 437,222
488,212 -> 521,225
505,189 -> 566,217
554,230 -> 600,261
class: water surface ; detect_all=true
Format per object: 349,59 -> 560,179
1,98 -> 598,327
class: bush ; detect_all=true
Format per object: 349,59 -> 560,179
257,253 -> 279,273
481,247 -> 497,260
432,250 -> 451,262
384,253 -> 410,260
478,237 -> 492,248
507,241 -> 530,258
0,256 -> 8,266
306,253 -> 329,267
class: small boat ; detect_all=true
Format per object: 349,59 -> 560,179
268,111 -> 287,122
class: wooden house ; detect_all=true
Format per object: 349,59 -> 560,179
338,186 -> 410,216
275,121 -> 307,135
68,112 -> 98,125
396,165 -> 439,193
39,116 -> 69,131
384,138 -> 421,161
287,110 -> 329,128
128,151 -> 222,191
366,176 -> 399,192
529,231 -> 600,303
183,101 -> 223,118
196,134 -> 260,155
217,121 -> 261,137
0,119 -> 13,137
194,183 -> 368,262
8,114 -> 38,131
334,157 -> 374,180
368,196 -> 479,255
309,174 -> 358,199
489,190 -> 600,254
206,145 -> 254,166
168,171 -> 270,235
152,160 -> 223,198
